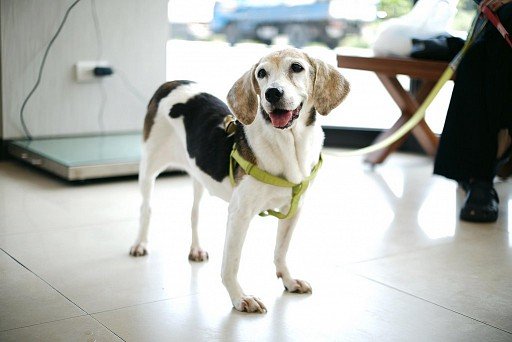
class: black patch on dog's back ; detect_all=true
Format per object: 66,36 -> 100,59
144,80 -> 193,141
169,93 -> 234,182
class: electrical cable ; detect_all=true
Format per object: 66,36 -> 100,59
19,0 -> 83,140
21,0 -> 149,140
90,0 -> 107,133
90,0 -> 103,59
90,0 -> 147,127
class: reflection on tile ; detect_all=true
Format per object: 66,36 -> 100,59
0,162 -> 189,236
0,250 -> 84,331
350,227 -> 512,332
1,147 -> 512,340
0,219 -> 225,314
94,270 -> 511,342
379,167 -> 405,198
0,162 -> 139,236
0,316 -> 121,342
417,181 -> 457,239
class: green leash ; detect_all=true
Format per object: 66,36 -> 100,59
229,144 -> 322,220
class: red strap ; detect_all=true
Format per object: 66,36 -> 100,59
482,5 -> 512,48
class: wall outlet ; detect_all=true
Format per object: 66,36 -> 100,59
75,61 -> 111,82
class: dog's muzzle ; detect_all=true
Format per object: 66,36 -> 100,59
264,87 -> 302,129
268,103 -> 302,129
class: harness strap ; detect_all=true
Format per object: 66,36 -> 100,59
229,144 -> 322,220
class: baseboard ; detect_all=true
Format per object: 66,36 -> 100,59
323,126 -> 429,154
1,128 -> 431,164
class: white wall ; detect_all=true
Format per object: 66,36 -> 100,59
1,0 -> 168,139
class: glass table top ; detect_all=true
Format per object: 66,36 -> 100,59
11,133 -> 142,167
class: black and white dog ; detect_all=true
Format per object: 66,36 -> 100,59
130,48 -> 350,313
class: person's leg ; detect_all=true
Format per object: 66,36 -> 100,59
435,7 -> 512,222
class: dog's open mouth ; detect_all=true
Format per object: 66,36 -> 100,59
269,103 -> 302,129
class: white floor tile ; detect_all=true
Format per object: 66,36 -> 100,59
0,162 -> 189,236
0,219 -> 222,314
0,316 -> 121,342
93,270 -> 511,342
348,226 -> 512,332
0,250 -> 84,331
1,150 -> 511,340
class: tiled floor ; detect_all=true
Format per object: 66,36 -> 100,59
1,150 -> 511,341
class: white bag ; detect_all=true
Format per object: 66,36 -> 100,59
373,0 -> 459,56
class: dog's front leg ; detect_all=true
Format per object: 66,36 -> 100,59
221,192 -> 267,314
274,208 -> 312,294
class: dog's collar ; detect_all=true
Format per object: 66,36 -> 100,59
229,144 -> 322,220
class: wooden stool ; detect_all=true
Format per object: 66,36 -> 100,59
337,54 -> 452,165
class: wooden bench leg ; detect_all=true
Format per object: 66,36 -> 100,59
365,75 -> 439,165
410,80 -> 439,157
412,120 -> 439,156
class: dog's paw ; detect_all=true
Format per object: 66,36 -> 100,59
188,247 -> 209,262
129,243 -> 147,257
284,279 -> 312,294
233,296 -> 267,314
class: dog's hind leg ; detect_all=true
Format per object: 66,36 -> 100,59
130,167 -> 156,256
188,179 -> 209,262
274,208 -> 312,294
130,146 -> 170,257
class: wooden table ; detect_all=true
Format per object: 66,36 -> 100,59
337,54 -> 451,165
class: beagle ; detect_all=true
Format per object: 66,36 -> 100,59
130,48 -> 349,313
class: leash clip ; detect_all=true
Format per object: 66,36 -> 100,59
224,115 -> 237,137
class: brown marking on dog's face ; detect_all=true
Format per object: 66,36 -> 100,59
266,49 -> 307,64
228,49 -> 349,128
254,49 -> 312,129
143,80 -> 193,141
257,49 -> 311,99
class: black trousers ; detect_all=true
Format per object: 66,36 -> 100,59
434,5 -> 512,183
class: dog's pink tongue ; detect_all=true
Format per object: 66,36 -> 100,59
269,111 -> 292,128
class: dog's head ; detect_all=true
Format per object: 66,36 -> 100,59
227,48 -> 350,129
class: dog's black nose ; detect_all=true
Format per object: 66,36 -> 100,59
265,87 -> 284,104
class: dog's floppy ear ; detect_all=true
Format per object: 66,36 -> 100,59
227,64 -> 260,125
309,57 -> 350,116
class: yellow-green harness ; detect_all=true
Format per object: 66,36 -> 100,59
229,144 -> 322,220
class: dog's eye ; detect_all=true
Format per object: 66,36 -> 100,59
257,69 -> 267,79
291,63 -> 304,73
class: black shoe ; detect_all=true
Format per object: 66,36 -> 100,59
460,181 -> 499,223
